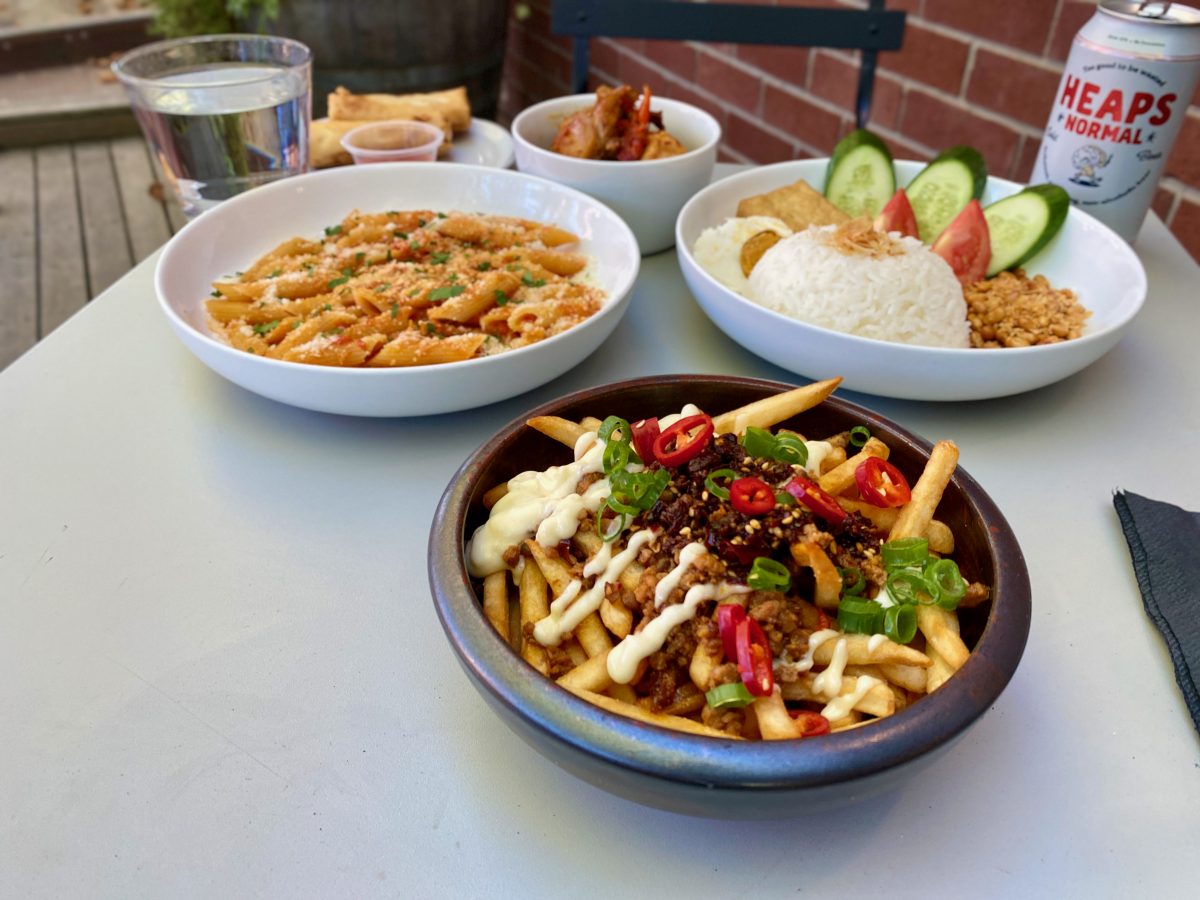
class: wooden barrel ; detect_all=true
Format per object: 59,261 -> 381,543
261,0 -> 509,118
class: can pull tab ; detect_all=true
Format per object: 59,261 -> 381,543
1136,1 -> 1173,18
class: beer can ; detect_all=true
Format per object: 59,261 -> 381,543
1032,0 -> 1200,242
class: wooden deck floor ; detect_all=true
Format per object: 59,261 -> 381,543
0,135 -> 185,371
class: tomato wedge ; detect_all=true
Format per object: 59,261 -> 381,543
630,417 -> 660,464
735,617 -> 774,697
784,477 -> 847,526
789,710 -> 832,737
854,457 -> 912,508
873,187 -> 919,239
729,477 -> 776,515
716,603 -> 745,662
931,199 -> 991,286
652,414 -> 714,467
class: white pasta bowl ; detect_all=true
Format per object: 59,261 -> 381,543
676,160 -> 1147,402
154,163 -> 640,417
512,93 -> 720,255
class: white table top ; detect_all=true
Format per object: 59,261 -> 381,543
3,173 -> 1199,898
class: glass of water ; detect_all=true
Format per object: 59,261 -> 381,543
113,34 -> 312,219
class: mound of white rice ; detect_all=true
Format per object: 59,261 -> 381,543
747,225 -> 970,348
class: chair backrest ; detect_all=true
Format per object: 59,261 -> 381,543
550,0 -> 906,130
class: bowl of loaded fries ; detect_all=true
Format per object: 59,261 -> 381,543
512,87 -> 720,254
429,374 -> 1031,817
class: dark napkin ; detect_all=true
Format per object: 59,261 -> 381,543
1114,490 -> 1200,735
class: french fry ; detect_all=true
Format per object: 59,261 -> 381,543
751,688 -> 801,740
878,662 -> 929,694
482,483 -> 508,508
926,644 -> 956,693
519,558 -> 550,676
889,440 -> 959,542
818,437 -> 890,495
689,640 -> 721,693
564,687 -> 740,739
916,605 -> 969,673
779,675 -> 895,718
482,572 -> 510,642
524,539 -> 574,596
812,633 -> 931,668
790,542 -> 842,609
600,595 -> 633,638
557,651 -> 612,693
575,612 -> 613,657
711,378 -> 843,435
527,415 -> 590,449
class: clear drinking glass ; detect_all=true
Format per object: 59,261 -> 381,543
113,34 -> 312,219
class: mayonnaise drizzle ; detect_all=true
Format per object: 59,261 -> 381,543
532,528 -> 657,647
867,633 -> 888,655
776,628 -> 839,676
466,431 -> 607,577
654,542 -> 709,609
812,637 -> 849,699
801,440 -> 833,477
821,675 -> 883,721
608,580 -> 751,684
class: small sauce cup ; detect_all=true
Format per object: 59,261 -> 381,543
340,120 -> 445,164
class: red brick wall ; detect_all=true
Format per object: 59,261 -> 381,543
499,0 -> 1200,263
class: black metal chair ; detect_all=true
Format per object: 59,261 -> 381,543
550,0 -> 906,129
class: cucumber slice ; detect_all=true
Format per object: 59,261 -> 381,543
982,184 -> 1070,276
905,146 -> 987,243
824,129 -> 895,219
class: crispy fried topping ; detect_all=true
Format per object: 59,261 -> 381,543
824,218 -> 905,258
964,269 -> 1090,348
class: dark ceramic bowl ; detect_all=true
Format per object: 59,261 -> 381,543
429,375 -> 1031,818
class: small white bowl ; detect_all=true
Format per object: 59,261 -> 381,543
512,93 -> 720,255
676,160 -> 1148,402
155,163 -> 640,417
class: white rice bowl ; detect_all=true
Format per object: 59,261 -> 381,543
747,225 -> 970,349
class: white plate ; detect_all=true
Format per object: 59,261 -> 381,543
676,160 -> 1148,402
447,118 -> 515,168
155,163 -> 639,417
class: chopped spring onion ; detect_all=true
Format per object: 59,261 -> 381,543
596,508 -> 629,543
602,439 -> 630,474
849,425 -> 871,448
885,569 -> 934,605
706,681 -> 755,709
881,536 -> 929,568
884,603 -> 918,644
704,468 -> 736,501
925,558 -> 966,609
748,557 -> 791,592
740,426 -> 777,459
773,432 -> 809,467
837,596 -> 884,634
597,416 -> 631,445
838,566 -> 866,596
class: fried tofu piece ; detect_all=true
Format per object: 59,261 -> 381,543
736,179 -> 850,231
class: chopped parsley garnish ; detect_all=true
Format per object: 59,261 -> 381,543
505,263 -> 520,271
390,302 -> 399,319
252,320 -> 280,334
210,289 -> 222,298
428,284 -> 466,301
430,251 -> 451,265
268,269 -> 282,279
374,282 -> 392,293
476,261 -> 492,272
396,232 -> 408,240
322,303 -> 332,311
355,252 -> 365,263
424,322 -> 437,335
418,218 -> 427,227
522,274 -> 546,288
495,289 -> 510,306
436,212 -> 447,219
327,275 -> 350,289
409,241 -> 421,252
324,224 -> 342,236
